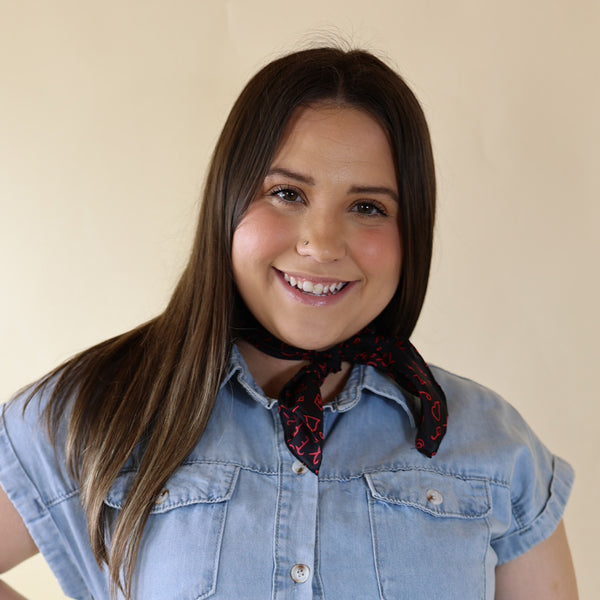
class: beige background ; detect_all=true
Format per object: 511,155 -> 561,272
1,1 -> 598,598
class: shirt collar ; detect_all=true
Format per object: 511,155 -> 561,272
223,344 -> 418,429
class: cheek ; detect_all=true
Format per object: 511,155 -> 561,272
354,226 -> 402,284
232,204 -> 294,269
232,220 -> 264,261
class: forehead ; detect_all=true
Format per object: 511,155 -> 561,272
270,104 -> 396,186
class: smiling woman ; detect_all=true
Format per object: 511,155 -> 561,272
0,46 -> 577,599
232,104 -> 402,351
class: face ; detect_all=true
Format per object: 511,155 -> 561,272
232,104 -> 402,350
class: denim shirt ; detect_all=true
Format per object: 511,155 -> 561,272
0,346 -> 573,599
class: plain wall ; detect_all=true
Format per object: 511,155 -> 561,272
1,1 -> 598,598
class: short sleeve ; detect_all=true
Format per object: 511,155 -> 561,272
490,406 -> 575,564
430,365 -> 575,568
0,388 -> 94,599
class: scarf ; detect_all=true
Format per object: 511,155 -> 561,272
239,324 -> 447,474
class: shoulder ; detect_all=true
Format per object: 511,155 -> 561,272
2,378 -> 54,443
2,373 -> 70,443
1,375 -> 75,500
431,363 -> 516,417
429,364 -> 547,466
428,364 -> 573,482
427,365 -> 574,563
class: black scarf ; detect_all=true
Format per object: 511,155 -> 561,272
239,323 -> 448,474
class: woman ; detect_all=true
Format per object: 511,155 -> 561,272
0,47 -> 577,599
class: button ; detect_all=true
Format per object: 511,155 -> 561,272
292,460 -> 307,475
155,489 -> 169,505
425,488 -> 443,505
290,563 -> 310,583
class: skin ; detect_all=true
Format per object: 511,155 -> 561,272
495,520 -> 578,599
0,485 -> 38,599
0,102 -> 578,599
232,104 -> 403,355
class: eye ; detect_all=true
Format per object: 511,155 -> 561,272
351,200 -> 388,216
271,186 -> 303,204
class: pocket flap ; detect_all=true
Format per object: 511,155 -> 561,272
105,462 -> 240,514
365,469 -> 490,519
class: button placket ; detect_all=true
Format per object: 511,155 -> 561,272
273,455 -> 318,599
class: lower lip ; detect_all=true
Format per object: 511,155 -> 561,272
274,269 -> 354,307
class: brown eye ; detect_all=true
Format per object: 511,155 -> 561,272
352,201 -> 386,216
272,188 -> 301,203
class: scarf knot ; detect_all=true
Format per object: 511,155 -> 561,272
312,350 -> 343,377
238,323 -> 448,474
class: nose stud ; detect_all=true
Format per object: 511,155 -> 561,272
302,240 -> 309,246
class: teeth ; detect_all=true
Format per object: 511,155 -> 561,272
281,272 -> 346,296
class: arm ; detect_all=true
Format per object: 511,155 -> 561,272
495,520 -> 578,600
0,582 -> 28,600
0,485 -> 38,599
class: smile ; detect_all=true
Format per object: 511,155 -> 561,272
282,271 -> 348,296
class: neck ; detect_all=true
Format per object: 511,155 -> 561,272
236,340 -> 352,403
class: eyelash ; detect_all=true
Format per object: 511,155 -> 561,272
351,200 -> 388,217
271,186 -> 303,204
269,186 -> 389,217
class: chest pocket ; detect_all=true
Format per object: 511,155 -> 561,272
365,469 -> 493,599
105,462 -> 239,600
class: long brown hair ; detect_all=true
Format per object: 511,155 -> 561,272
26,46 -> 436,598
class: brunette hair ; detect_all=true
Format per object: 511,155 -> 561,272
28,46 -> 436,598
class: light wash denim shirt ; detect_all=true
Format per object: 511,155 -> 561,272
0,346 -> 573,599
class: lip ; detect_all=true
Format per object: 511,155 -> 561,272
277,269 -> 348,286
274,268 -> 355,306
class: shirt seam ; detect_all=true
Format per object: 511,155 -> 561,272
319,465 -> 511,486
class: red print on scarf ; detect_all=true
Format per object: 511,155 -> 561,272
239,323 -> 448,474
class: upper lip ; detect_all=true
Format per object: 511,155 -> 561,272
275,268 -> 351,284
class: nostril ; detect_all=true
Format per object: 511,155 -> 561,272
296,234 -> 346,262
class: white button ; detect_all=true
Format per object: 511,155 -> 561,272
292,460 -> 307,475
426,488 -> 443,505
155,489 -> 169,505
290,563 -> 310,583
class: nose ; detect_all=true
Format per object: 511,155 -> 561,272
296,215 -> 346,262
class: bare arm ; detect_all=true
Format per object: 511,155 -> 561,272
495,520 -> 578,599
0,581 -> 28,600
0,485 -> 38,599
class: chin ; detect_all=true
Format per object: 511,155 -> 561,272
277,327 -> 349,352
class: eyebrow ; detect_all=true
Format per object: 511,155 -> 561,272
348,185 -> 399,203
266,167 -> 315,185
266,167 -> 399,203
